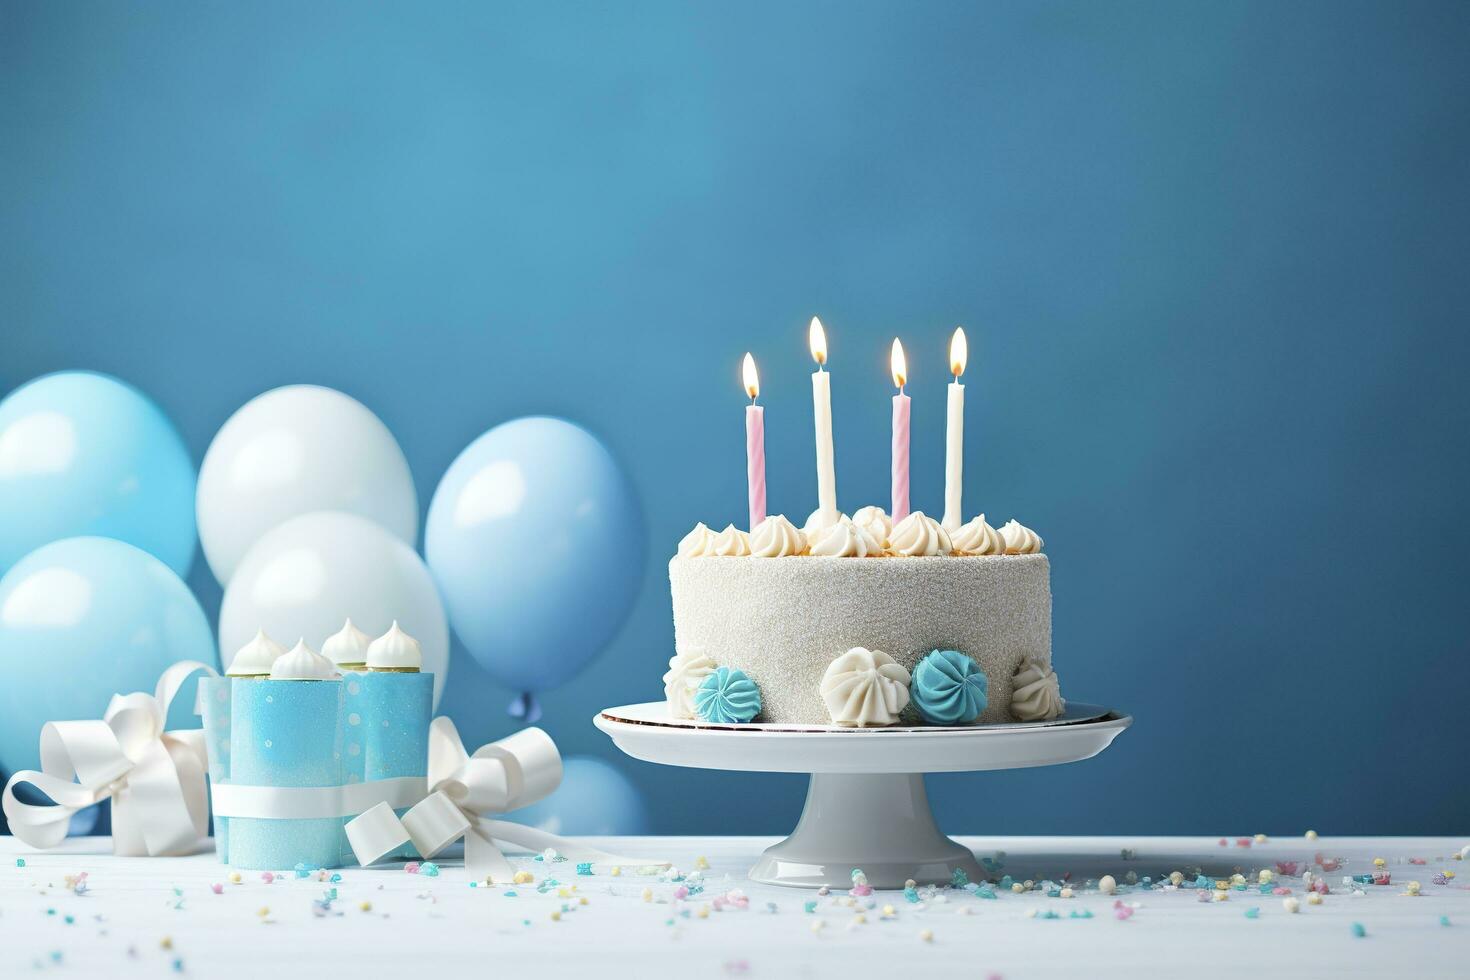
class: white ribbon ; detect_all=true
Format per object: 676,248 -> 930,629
345,717 -> 665,880
210,776 -> 427,820
1,661 -> 216,856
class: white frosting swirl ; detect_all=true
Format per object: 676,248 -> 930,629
819,647 -> 911,727
366,620 -> 423,670
802,509 -> 847,536
322,618 -> 372,667
887,511 -> 952,557
1001,519 -> 1044,554
712,524 -> 752,557
1010,659 -> 1064,721
951,514 -> 1004,556
808,517 -> 880,558
851,506 -> 892,550
228,629 -> 286,676
678,522 -> 718,558
662,647 -> 716,719
270,639 -> 338,681
749,515 -> 807,557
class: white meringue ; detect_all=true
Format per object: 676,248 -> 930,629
322,618 -> 372,667
819,647 -> 911,727
228,629 -> 286,677
366,620 -> 423,671
269,639 -> 337,681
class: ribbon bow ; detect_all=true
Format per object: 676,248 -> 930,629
2,661 -> 216,856
346,717 -> 662,880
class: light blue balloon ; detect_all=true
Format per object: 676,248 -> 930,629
0,371 -> 197,577
0,537 -> 217,775
425,417 -> 644,702
505,756 -> 650,836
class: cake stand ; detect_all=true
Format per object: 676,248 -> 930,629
595,702 -> 1131,889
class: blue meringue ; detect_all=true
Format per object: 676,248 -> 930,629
693,667 -> 762,724
910,649 -> 988,724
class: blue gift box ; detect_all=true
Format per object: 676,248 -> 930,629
226,677 -> 346,870
196,675 -> 234,864
340,671 -> 431,862
201,670 -> 434,870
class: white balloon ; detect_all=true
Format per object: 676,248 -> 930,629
197,385 -> 417,585
220,510 -> 449,707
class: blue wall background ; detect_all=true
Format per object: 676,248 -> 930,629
3,0 -> 1467,836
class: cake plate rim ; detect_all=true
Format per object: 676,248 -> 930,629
593,701 -> 1131,888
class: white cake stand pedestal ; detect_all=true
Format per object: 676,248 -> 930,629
594,702 -> 1131,889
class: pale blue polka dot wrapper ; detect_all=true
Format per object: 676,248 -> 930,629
342,671 -> 432,862
196,675 -> 234,864
694,667 -> 762,724
227,678 -> 346,870
911,649 -> 988,725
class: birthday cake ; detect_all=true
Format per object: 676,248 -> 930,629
661,320 -> 1064,728
665,510 -> 1062,727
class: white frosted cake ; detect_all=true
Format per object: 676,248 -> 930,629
662,509 -> 1064,728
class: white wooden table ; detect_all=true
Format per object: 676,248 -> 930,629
2,836 -> 1466,978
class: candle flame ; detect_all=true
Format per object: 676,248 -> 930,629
950,327 -> 968,378
808,316 -> 827,367
890,338 -> 907,389
742,352 -> 759,400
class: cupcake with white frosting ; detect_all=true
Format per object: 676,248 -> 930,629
322,618 -> 373,670
228,630 -> 287,677
367,621 -> 423,672
269,639 -> 338,680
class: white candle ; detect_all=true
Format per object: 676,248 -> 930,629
942,327 -> 968,531
808,316 -> 839,529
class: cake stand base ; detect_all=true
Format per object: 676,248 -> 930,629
749,773 -> 980,888
594,701 -> 1130,889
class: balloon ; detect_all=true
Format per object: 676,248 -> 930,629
196,385 -> 417,585
0,371 -> 196,577
219,511 -> 450,707
0,537 -> 217,775
504,756 -> 649,836
425,417 -> 644,714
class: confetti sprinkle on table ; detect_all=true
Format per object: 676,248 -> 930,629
2,836 -> 1465,978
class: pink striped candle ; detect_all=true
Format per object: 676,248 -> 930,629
890,339 -> 910,522
743,353 -> 766,530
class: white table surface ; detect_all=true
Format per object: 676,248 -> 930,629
2,835 -> 1466,978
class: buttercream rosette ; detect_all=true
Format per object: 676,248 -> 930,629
887,511 -> 951,557
1000,519 -> 1044,555
749,514 -> 806,557
819,647 -> 911,727
662,647 -> 716,719
950,514 -> 1005,556
1010,658 -> 1064,721
910,649 -> 988,724
850,506 -> 892,551
694,666 -> 762,724
808,517 -> 881,558
678,522 -> 718,557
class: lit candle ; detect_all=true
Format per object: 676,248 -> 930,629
808,316 -> 839,530
942,327 -> 968,532
743,353 -> 766,531
890,338 -> 910,522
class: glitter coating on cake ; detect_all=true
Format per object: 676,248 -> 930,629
668,550 -> 1052,725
